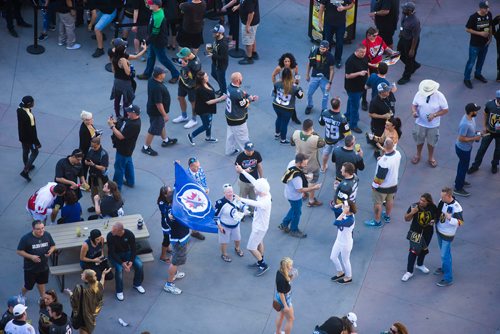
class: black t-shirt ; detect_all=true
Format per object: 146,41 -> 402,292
276,270 -> 291,294
114,118 -> 141,157
86,147 -> 109,178
484,99 -> 500,134
180,56 -> 202,89
493,15 -> 500,41
147,78 -> 171,117
0,310 -> 14,330
55,157 -> 83,183
344,54 -> 368,92
95,0 -> 120,14
17,232 -> 55,272
466,11 -> 493,47
106,229 -> 136,263
100,195 -> 123,217
133,0 -> 151,25
316,316 -> 343,334
374,0 -> 398,31
180,1 -> 206,34
406,203 -> 438,234
239,0 -> 260,26
320,0 -> 353,26
309,49 -> 335,78
52,0 -> 70,13
369,94 -> 394,136
235,151 -> 262,182
194,84 -> 217,115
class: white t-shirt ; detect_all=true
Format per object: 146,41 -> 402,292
284,160 -> 303,201
335,219 -> 355,246
5,320 -> 36,334
412,91 -> 448,128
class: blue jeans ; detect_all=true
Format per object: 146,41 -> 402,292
109,251 -> 144,293
437,233 -> 453,283
274,106 -> 292,140
143,44 -> 180,79
282,199 -> 303,232
192,114 -> 212,138
454,144 -> 471,191
345,91 -> 362,129
113,152 -> 135,190
211,63 -> 227,93
323,24 -> 345,64
464,45 -> 489,80
39,0 -> 49,32
307,76 -> 329,110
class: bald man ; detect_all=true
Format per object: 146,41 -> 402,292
365,138 -> 401,227
224,72 -> 259,155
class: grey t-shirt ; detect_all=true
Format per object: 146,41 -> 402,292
284,160 -> 303,201
455,115 -> 476,151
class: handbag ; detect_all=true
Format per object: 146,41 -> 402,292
406,230 -> 427,254
71,285 -> 85,329
272,299 -> 283,312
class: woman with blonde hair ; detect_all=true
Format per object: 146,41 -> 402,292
66,268 -> 111,334
275,257 -> 297,334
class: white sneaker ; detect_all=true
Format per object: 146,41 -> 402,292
116,292 -> 124,301
415,265 -> 430,274
401,272 -> 413,282
172,115 -> 189,123
174,271 -> 185,280
57,42 -> 65,46
133,285 -> 146,294
66,43 -> 81,50
184,119 -> 198,129
163,283 -> 182,295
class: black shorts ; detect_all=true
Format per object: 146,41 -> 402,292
176,28 -> 204,49
24,269 -> 49,290
148,115 -> 165,136
178,82 -> 196,102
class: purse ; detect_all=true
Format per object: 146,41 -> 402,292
272,299 -> 283,312
406,230 -> 427,254
71,285 -> 85,329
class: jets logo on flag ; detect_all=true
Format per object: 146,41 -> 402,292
176,184 -> 211,218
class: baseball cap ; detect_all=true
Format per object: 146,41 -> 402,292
319,40 -> 330,49
176,47 -> 192,59
152,0 -> 162,5
402,1 -> 416,10
244,141 -> 255,151
479,1 -> 489,9
13,304 -> 28,317
496,90 -> 500,98
377,82 -> 391,93
112,38 -> 127,48
347,312 -> 358,328
22,95 -> 34,106
124,104 -> 141,115
7,296 -> 21,308
153,66 -> 166,77
222,183 -> 233,191
71,149 -> 84,158
213,24 -> 225,34
465,103 -> 481,113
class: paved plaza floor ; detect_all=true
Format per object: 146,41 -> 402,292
0,0 -> 499,333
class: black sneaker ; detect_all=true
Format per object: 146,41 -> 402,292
9,28 -> 18,38
433,267 -> 443,275
252,52 -> 259,60
361,100 -> 368,111
335,62 -> 342,69
274,133 -> 280,140
331,273 -> 345,281
92,48 -> 104,58
453,188 -> 470,197
492,165 -> 498,174
463,181 -> 471,187
187,133 -> 195,146
351,127 -> 362,134
255,265 -> 269,277
20,171 -> 31,182
205,137 -> 218,143
87,206 -> 96,213
141,146 -> 158,156
38,33 -> 48,41
29,165 -> 35,171
397,77 -> 410,85
436,279 -> 453,287
463,79 -> 473,89
123,180 -> 134,188
412,62 -> 421,74
289,230 -> 307,238
337,278 -> 352,284
278,224 -> 290,233
467,166 -> 478,174
161,138 -> 178,147
280,139 -> 290,145
474,74 -> 487,83
238,57 -> 254,65
305,106 -> 312,115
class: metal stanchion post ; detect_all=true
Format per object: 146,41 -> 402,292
104,21 -> 120,72
27,3 -> 45,55
228,17 -> 245,59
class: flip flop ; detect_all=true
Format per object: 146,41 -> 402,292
221,254 -> 232,262
235,248 -> 244,257
411,156 -> 420,164
428,160 -> 438,168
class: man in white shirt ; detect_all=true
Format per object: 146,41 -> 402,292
4,304 -> 35,334
26,182 -> 66,222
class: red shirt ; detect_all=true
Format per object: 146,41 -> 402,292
362,36 -> 387,68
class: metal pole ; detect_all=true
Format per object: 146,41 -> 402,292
27,3 -> 45,55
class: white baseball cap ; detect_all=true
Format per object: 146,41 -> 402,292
13,304 -> 28,316
347,312 -> 358,327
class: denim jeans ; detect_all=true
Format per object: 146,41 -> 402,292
143,44 -> 180,79
345,91 -> 362,129
282,199 -> 303,232
472,133 -> 500,168
464,45 -> 489,80
323,24 -> 345,64
192,114 -> 212,138
39,0 -> 49,32
437,233 -> 453,283
307,76 -> 329,110
113,152 -> 135,190
109,251 -> 144,293
274,106 -> 292,140
211,63 -> 227,94
454,144 -> 471,191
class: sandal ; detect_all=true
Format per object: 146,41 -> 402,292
235,248 -> 244,257
159,257 -> 171,264
411,155 -> 420,164
428,159 -> 437,168
221,254 -> 232,262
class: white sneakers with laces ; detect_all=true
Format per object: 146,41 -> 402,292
401,272 -> 413,282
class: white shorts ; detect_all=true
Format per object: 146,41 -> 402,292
218,225 -> 241,244
247,229 -> 266,251
241,24 -> 258,46
27,207 -> 50,222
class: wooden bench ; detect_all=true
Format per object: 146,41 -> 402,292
50,253 -> 155,291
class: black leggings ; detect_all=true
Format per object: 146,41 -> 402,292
162,233 -> 171,248
22,142 -> 39,171
407,248 -> 428,273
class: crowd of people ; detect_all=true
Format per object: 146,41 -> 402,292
3,0 -> 500,333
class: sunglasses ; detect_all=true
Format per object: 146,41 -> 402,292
390,328 -> 398,334
223,183 -> 232,189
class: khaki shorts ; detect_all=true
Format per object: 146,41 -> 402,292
241,24 -> 258,46
247,229 -> 266,251
412,123 -> 439,146
372,188 -> 395,204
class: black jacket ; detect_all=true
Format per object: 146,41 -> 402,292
17,107 -> 41,146
212,37 -> 228,69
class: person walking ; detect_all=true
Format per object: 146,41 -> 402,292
435,187 -> 464,287
344,44 -> 369,133
396,2 -> 421,85
305,40 -> 335,115
208,24 -> 229,96
17,96 -> 41,182
330,200 -> 356,285
187,71 -> 227,145
274,257 -> 297,334
401,193 -> 438,282
464,1 -> 492,89
368,0 -> 399,48
410,80 -> 449,167
468,90 -> 500,174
